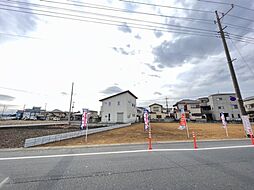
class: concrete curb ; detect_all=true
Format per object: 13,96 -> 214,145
24,123 -> 131,148
0,138 -> 249,152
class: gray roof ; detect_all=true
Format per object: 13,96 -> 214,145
244,96 -> 254,101
99,90 -> 138,101
174,99 -> 200,106
149,103 -> 163,107
209,93 -> 236,97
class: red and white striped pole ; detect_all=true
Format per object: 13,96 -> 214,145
192,131 -> 198,149
249,130 -> 254,145
148,124 -> 152,150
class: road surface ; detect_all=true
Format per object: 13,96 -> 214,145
0,140 -> 254,189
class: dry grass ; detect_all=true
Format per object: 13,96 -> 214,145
44,122 -> 250,147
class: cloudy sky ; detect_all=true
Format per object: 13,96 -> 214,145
1,0 -> 254,113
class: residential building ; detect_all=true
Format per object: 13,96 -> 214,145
197,97 -> 213,121
207,93 -> 241,121
173,99 -> 203,121
72,110 -> 100,123
244,96 -> 254,121
99,90 -> 138,123
22,107 -> 42,120
149,103 -> 167,120
136,107 -> 146,122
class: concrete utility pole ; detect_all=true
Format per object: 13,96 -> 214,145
68,82 -> 74,125
165,97 -> 169,115
215,7 -> 247,116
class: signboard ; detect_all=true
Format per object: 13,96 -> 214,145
80,108 -> 89,130
220,112 -> 227,129
178,109 -> 186,130
242,115 -> 253,136
144,109 -> 149,131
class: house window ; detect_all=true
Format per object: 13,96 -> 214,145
217,98 -> 223,101
218,106 -> 224,109
156,115 -> 162,119
108,113 -> 110,121
105,102 -> 107,105
108,102 -> 111,106
153,107 -> 160,112
117,101 -> 120,106
238,114 -> 241,118
233,105 -> 238,109
232,114 -> 234,118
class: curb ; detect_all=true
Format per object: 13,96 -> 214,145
0,138 -> 249,152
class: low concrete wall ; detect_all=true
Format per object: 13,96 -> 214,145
24,123 -> 131,148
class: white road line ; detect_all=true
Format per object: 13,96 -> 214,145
0,177 -> 9,189
0,145 -> 253,161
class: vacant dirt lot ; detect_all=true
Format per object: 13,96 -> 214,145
0,120 -> 64,126
0,125 -> 78,148
44,122 -> 250,147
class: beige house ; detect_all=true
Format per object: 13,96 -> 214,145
244,96 -> 254,121
173,99 -> 203,121
149,103 -> 168,120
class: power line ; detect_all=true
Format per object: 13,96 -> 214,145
229,38 -> 254,76
0,4 -> 220,38
0,0 -> 253,43
198,0 -> 254,12
0,1 -> 217,34
119,0 -> 214,13
224,23 -> 254,32
227,14 -> 254,23
0,32 -> 42,39
1,5 -> 253,44
24,0 -> 215,24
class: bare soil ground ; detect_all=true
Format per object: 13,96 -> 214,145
0,120 -> 64,126
0,125 -> 78,148
43,122 -> 251,147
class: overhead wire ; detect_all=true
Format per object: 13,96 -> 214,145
31,0 -> 216,24
229,38 -> 254,76
0,0 -> 253,43
118,0 -> 214,13
197,0 -> 254,12
0,1 -> 217,34
0,1 -> 221,38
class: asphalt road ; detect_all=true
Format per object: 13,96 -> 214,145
0,140 -> 254,190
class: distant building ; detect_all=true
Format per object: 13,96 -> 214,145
149,103 -> 167,120
136,107 -> 146,122
244,96 -> 254,121
72,110 -> 100,123
99,90 -> 138,123
173,99 -> 203,121
207,93 -> 241,121
22,107 -> 42,120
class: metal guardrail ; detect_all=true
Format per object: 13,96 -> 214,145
24,123 -> 131,148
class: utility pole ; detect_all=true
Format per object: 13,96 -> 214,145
68,82 -> 74,125
165,97 -> 169,115
215,7 -> 247,116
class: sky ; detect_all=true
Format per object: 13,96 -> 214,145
0,0 -> 254,113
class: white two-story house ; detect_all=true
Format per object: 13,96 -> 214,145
99,90 -> 138,123
207,93 -> 241,121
